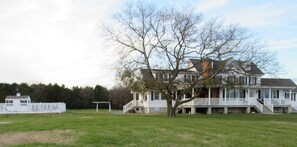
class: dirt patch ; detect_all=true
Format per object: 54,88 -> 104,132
0,122 -> 11,125
177,133 -> 195,140
269,121 -> 297,126
80,116 -> 93,119
0,130 -> 82,146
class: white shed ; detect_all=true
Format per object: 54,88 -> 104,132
5,93 -> 31,112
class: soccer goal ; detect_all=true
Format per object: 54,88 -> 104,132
93,101 -> 111,112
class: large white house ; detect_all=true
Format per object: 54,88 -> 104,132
123,59 -> 297,114
0,93 -> 66,114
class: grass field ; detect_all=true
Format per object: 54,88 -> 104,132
0,110 -> 297,147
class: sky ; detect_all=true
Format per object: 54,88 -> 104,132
0,0 -> 296,89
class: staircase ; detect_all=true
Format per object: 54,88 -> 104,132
253,99 -> 263,113
123,100 -> 143,114
262,105 -> 273,114
263,99 -> 274,114
175,105 -> 183,113
292,106 -> 297,113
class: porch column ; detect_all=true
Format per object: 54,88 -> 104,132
191,106 -> 196,114
133,92 -> 136,100
224,107 -> 228,114
279,90 -> 281,104
207,107 -> 212,114
289,89 -> 292,101
182,108 -> 186,114
246,107 -> 251,113
247,88 -> 250,105
269,88 -> 271,99
147,92 -> 150,113
208,88 -> 211,105
287,106 -> 292,113
192,88 -> 195,97
224,88 -> 227,105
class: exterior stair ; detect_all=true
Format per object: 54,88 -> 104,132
123,100 -> 143,114
292,107 -> 297,113
262,105 -> 273,114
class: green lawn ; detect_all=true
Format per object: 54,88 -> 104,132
0,110 -> 297,146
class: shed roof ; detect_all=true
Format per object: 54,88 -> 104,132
5,96 -> 31,99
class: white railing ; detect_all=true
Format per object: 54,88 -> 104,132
253,100 -> 263,112
0,103 -> 4,112
30,103 -> 66,113
271,98 -> 291,105
182,99 -> 195,106
0,103 -> 66,114
189,98 -> 249,106
123,100 -> 143,114
271,99 -> 280,105
193,98 -> 208,105
223,98 -> 247,105
264,99 -> 273,112
281,99 -> 291,105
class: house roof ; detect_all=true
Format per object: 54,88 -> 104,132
141,69 -> 153,81
140,69 -> 196,81
5,96 -> 31,99
189,59 -> 264,75
261,78 -> 296,88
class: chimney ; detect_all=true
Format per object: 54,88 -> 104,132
16,92 -> 21,96
202,59 -> 211,79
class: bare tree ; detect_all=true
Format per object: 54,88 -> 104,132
105,2 -> 280,117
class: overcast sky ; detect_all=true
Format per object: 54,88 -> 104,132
0,0 -> 296,89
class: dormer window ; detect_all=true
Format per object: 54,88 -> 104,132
249,77 -> 257,85
163,74 -> 168,81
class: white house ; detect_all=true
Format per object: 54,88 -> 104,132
0,93 -> 66,114
123,58 -> 297,114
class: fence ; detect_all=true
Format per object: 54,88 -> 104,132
0,103 -> 66,114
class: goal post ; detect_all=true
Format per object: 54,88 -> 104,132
93,101 -> 111,112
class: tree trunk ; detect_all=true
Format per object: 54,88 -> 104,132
166,100 -> 176,117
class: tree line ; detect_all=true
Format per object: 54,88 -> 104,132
0,83 -> 132,109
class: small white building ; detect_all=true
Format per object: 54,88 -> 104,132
0,93 -> 66,114
5,93 -> 31,112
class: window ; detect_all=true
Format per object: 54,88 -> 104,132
20,100 -> 28,106
184,74 -> 187,82
5,100 -> 13,106
163,74 -> 168,81
20,100 -> 27,103
239,76 -> 245,85
192,75 -> 196,81
155,92 -> 160,100
228,76 -> 235,84
239,90 -> 246,98
227,89 -> 236,98
249,77 -> 257,85
249,90 -> 254,97
5,100 -> 13,103
151,91 -> 154,101
136,93 -> 139,100
284,93 -> 289,99
161,93 -> 166,100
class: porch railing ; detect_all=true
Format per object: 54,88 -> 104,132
253,99 -> 263,112
264,99 -> 274,112
271,98 -> 291,105
123,100 -> 143,114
